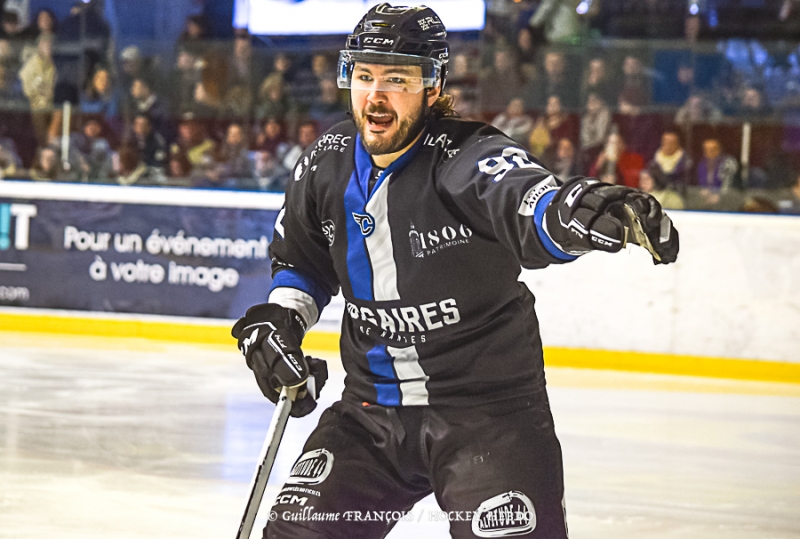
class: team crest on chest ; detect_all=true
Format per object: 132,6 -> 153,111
352,212 -> 375,236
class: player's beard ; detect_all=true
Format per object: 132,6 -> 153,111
354,96 -> 428,156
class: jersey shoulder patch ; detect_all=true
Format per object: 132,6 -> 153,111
292,121 -> 357,185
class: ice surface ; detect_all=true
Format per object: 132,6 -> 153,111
1,332 -> 799,538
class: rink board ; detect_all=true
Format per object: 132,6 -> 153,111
1,308 -> 799,385
2,182 -> 799,379
0,182 -> 283,319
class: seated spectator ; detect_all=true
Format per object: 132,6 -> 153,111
167,47 -> 202,115
0,135 -> 22,178
80,67 -> 121,134
527,50 -> 578,111
72,118 -> 114,182
256,73 -> 295,123
741,196 -> 779,214
581,57 -> 616,107
544,138 -> 579,181
0,35 -> 24,91
738,86 -> 771,118
171,117 -> 215,169
580,92 -> 611,160
528,95 -> 577,159
491,97 -> 534,146
118,45 -> 157,94
228,28 -> 260,87
653,61 -> 695,106
1,10 -> 25,41
282,121 -> 319,171
649,130 -> 690,189
479,47 -> 522,113
589,132 -> 644,187
81,68 -> 117,114
269,52 -> 297,87
254,117 -> 290,158
752,149 -> 795,190
308,78 -> 348,133
514,27 -> 538,69
638,167 -> 685,210
773,172 -> 800,214
696,138 -> 739,192
176,15 -> 210,57
188,79 -> 222,120
168,152 -> 192,181
21,8 -> 57,42
131,114 -> 167,170
115,145 -> 149,186
448,85 -> 481,121
215,123 -> 253,183
18,35 -> 56,146
618,55 -> 650,114
126,77 -> 169,137
0,61 -> 25,106
446,52 -> 479,103
0,38 -> 13,63
675,94 -> 722,126
222,84 -> 253,123
222,31 -> 261,121
293,53 -> 335,107
28,145 -> 78,182
253,149 -> 290,191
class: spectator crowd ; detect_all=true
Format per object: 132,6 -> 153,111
0,0 -> 799,214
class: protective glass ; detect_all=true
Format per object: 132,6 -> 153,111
337,50 -> 442,94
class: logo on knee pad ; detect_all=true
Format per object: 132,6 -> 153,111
287,448 -> 334,485
471,491 -> 536,537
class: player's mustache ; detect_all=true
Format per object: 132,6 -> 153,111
363,106 -> 395,117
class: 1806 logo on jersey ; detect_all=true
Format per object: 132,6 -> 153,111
408,222 -> 472,259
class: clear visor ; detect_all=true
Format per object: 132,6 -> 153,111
337,50 -> 442,94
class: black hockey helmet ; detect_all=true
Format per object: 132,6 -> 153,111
338,4 -> 450,93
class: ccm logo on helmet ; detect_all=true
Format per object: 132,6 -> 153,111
363,37 -> 395,45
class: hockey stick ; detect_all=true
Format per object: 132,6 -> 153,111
235,385 -> 298,539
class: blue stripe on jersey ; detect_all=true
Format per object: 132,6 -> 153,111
366,345 -> 401,406
533,190 -> 578,262
269,269 -> 332,312
343,133 -> 427,301
344,167 -> 374,301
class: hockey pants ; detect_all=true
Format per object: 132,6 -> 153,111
264,393 -> 569,538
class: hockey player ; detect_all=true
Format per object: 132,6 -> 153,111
232,4 -> 679,538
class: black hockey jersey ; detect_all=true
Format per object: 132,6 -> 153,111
267,117 -> 579,407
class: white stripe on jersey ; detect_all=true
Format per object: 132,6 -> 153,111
365,175 -> 400,301
388,345 -> 429,405
267,287 -> 319,329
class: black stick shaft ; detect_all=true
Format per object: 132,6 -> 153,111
235,386 -> 295,539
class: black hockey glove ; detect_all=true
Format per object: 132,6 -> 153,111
231,303 -> 328,417
545,178 -> 679,264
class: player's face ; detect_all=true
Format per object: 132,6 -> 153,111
350,62 -> 439,157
